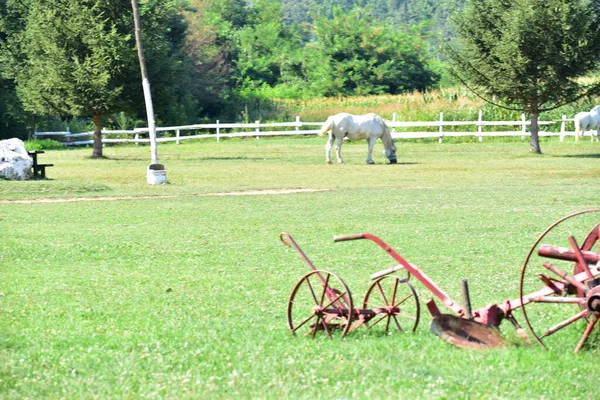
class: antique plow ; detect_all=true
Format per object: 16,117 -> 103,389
281,209 -> 600,351
280,232 -> 420,338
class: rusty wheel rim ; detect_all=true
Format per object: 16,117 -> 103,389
362,276 -> 420,333
287,270 -> 354,338
519,209 -> 600,352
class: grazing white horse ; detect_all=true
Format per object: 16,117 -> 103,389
574,105 -> 600,140
318,113 -> 397,164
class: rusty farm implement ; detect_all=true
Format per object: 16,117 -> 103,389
280,209 -> 600,351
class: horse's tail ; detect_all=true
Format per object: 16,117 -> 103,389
318,117 -> 333,137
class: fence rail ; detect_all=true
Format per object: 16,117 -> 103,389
33,112 -> 595,146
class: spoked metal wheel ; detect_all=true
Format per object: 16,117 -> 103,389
362,276 -> 420,333
519,209 -> 600,352
287,270 -> 354,338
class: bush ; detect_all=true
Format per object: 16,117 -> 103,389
25,139 -> 64,151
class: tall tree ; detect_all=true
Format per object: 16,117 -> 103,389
0,0 -> 188,157
446,0 -> 600,153
235,0 -> 304,92
183,0 -> 256,119
0,77 -> 30,140
303,6 -> 440,97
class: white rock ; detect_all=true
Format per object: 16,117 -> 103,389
0,138 -> 33,180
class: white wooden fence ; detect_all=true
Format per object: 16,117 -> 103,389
33,112 -> 594,146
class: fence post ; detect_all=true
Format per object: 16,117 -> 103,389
176,129 -> 181,145
478,110 -> 483,142
560,115 -> 566,142
438,112 -> 444,143
296,116 -> 300,134
392,112 -> 397,135
521,113 -> 526,140
216,120 -> 220,142
255,120 -> 260,139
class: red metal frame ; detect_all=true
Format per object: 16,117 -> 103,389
334,232 -> 600,328
283,210 -> 600,350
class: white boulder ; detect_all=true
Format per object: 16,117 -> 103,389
0,138 -> 33,180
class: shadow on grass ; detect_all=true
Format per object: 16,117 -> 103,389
197,156 -> 272,161
559,153 -> 600,159
84,155 -> 140,161
389,162 -> 419,165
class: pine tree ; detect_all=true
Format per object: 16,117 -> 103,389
446,0 -> 600,153
0,0 -> 187,157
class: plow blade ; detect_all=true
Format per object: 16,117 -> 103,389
430,314 -> 506,350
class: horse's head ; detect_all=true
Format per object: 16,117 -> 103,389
383,142 -> 397,164
592,105 -> 600,114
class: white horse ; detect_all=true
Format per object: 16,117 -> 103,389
574,105 -> 600,140
318,113 -> 397,164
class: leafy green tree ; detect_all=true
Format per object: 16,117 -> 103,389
279,0 -> 315,25
184,0 -> 307,119
446,0 -> 600,153
0,0 -> 188,157
303,6 -> 440,97
235,0 -> 304,91
0,77 -> 30,140
183,0 -> 258,119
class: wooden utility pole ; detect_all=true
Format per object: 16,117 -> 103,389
131,0 -> 166,183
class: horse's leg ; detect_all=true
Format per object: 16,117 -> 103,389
366,136 -> 376,164
325,134 -> 334,164
335,136 -> 345,164
582,120 -> 591,140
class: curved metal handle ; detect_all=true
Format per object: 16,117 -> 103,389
280,232 -> 293,247
333,233 -> 366,242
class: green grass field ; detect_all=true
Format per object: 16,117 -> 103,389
1,137 -> 600,399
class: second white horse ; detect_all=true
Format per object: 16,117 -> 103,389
574,105 -> 600,140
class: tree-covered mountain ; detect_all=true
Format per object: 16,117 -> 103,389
278,0 -> 465,38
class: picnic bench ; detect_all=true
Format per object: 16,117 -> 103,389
28,150 -> 53,179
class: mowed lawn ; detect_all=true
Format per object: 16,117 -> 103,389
1,136 -> 600,399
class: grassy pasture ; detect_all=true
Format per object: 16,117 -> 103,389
1,137 -> 600,399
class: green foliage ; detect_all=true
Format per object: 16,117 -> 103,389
447,0 -> 600,112
303,6 -> 440,97
235,0 -> 304,91
0,0 -> 460,126
279,0 -> 466,43
24,138 -> 64,151
103,112 -> 144,131
34,116 -> 93,134
182,0 -> 244,118
1,1 -> 135,117
0,0 -> 195,154
445,0 -> 600,152
0,78 -> 30,140
184,0 -> 444,121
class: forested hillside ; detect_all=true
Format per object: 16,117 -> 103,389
1,0 -> 462,139
279,0 -> 464,38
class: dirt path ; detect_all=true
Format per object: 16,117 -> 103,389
0,188 -> 330,204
